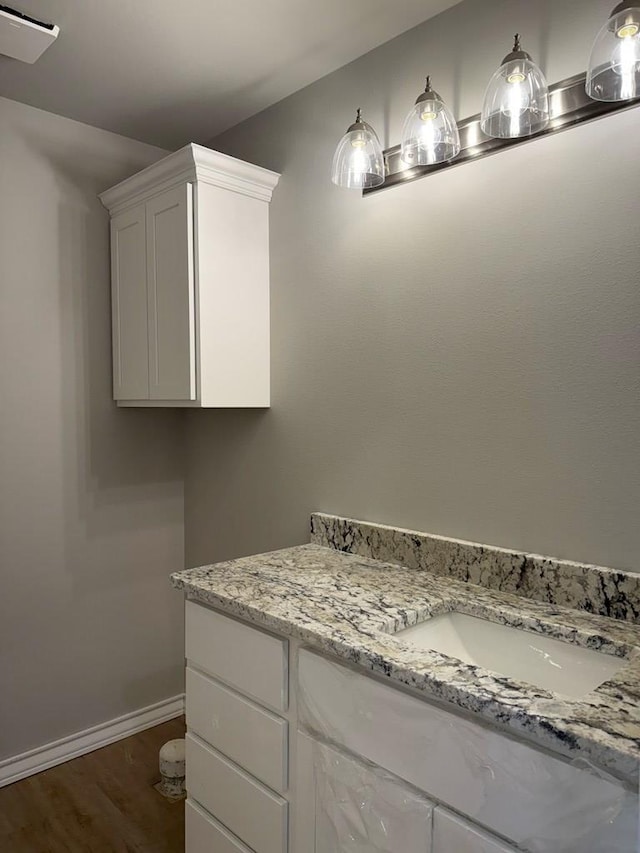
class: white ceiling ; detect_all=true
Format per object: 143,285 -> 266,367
0,0 -> 461,149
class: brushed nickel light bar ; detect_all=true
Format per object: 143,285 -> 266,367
364,71 -> 640,195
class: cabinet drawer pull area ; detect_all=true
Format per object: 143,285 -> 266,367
186,600 -> 288,712
186,798 -> 254,853
186,733 -> 288,853
187,666 -> 288,793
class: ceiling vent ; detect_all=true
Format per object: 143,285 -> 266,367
0,5 -> 59,63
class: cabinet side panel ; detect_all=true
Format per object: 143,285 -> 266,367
146,183 -> 196,401
110,206 -> 149,400
196,183 -> 270,407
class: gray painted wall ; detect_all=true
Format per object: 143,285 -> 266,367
0,96 -> 184,761
186,0 -> 640,572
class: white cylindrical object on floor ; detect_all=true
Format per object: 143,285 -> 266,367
157,738 -> 186,799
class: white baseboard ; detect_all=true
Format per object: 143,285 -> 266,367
0,693 -> 185,788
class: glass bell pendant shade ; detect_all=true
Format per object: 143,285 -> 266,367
587,1 -> 640,101
481,34 -> 550,139
331,109 -> 385,189
400,76 -> 461,166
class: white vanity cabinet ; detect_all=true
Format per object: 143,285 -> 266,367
181,602 -> 637,853
100,144 -> 279,407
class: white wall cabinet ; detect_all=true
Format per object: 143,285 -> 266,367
100,144 -> 279,407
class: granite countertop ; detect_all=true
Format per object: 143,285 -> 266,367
172,543 -> 640,784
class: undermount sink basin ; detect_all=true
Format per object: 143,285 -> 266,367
394,612 -> 625,699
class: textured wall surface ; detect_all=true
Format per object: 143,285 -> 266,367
185,0 -> 640,573
0,96 -> 185,760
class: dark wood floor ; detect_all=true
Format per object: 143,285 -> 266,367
0,718 -> 186,853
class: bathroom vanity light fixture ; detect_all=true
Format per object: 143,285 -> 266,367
587,1 -> 640,101
400,76 -> 461,166
333,21 -> 640,194
480,34 -> 549,138
331,108 -> 385,189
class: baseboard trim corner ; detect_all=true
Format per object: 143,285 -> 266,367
0,693 -> 185,788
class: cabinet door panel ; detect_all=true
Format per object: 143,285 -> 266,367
146,184 -> 196,400
297,650 -> 635,851
110,204 -> 148,399
295,734 -> 433,853
433,809 -> 516,853
314,741 -> 433,853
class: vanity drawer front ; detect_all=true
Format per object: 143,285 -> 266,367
186,798 -> 254,853
186,733 -> 288,853
186,600 -> 288,711
187,666 -> 288,793
433,808 -> 516,853
298,650 -> 635,852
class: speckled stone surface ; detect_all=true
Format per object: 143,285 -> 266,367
311,513 -> 640,623
172,543 -> 640,785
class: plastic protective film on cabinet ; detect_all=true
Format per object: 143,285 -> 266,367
297,649 -> 639,853
313,740 -> 433,853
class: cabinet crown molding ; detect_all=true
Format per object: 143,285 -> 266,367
100,143 -> 280,213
